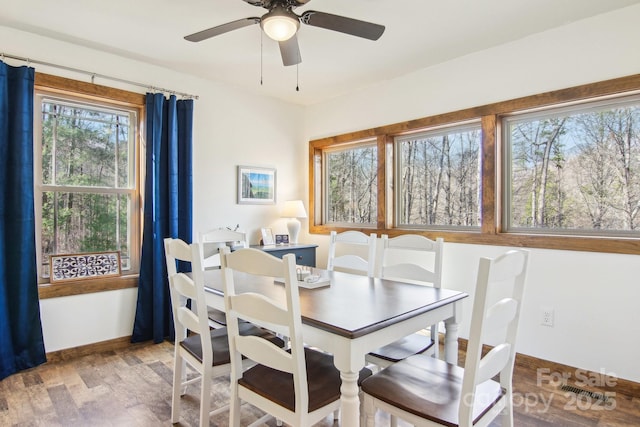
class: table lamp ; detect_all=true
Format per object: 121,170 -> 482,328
281,200 -> 307,244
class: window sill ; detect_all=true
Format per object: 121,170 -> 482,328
310,226 -> 640,256
38,274 -> 139,299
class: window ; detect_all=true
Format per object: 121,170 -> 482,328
504,96 -> 640,234
34,74 -> 143,290
396,123 -> 481,228
324,141 -> 377,225
309,74 -> 640,255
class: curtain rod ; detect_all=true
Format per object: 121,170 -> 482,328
1,52 -> 199,100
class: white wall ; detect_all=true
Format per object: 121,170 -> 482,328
2,25 -> 304,352
40,289 -> 138,351
304,5 -> 640,383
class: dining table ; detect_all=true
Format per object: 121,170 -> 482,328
203,267 -> 468,427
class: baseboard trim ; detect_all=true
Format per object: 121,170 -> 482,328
456,336 -> 640,398
46,336 -> 139,363
514,351 -> 640,398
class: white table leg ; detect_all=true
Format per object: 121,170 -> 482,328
444,317 -> 460,365
339,370 -> 361,427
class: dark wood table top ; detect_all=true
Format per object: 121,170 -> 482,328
203,268 -> 468,339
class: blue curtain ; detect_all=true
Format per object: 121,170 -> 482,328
0,62 -> 47,380
132,93 -> 193,343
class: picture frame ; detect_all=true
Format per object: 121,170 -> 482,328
237,165 -> 276,205
50,251 -> 121,283
261,228 -> 275,245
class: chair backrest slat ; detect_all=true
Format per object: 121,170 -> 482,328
176,304 -> 201,334
201,228 -> 247,245
228,292 -> 290,336
330,254 -> 370,273
199,228 -> 247,270
476,342 -> 511,384
222,246 -> 285,278
236,335 -> 294,374
386,233 -> 439,251
327,230 -> 377,277
172,272 -> 197,300
379,234 -> 443,287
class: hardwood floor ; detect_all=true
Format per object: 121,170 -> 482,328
1,340 -> 638,426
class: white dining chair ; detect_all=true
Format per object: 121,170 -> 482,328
199,228 -> 247,327
361,249 -> 530,427
327,230 -> 377,277
199,228 -> 247,270
165,238 -> 283,427
366,234 -> 444,369
220,247 -> 372,427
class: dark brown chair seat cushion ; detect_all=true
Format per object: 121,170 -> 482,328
368,333 -> 434,362
239,347 -> 373,413
207,307 -> 228,326
180,323 -> 284,367
361,354 -> 504,427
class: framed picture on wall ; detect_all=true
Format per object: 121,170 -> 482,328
237,165 -> 276,204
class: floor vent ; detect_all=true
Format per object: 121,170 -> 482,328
559,385 -> 610,402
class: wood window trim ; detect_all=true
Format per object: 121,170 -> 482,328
35,73 -> 145,106
35,72 -> 145,297
38,274 -> 139,299
309,73 -> 640,255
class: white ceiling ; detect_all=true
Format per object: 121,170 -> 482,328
1,0 -> 638,106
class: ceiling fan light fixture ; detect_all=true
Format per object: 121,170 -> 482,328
261,6 -> 299,41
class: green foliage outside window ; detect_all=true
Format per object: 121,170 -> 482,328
39,100 -> 134,276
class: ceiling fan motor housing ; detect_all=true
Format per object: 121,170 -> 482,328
260,4 -> 300,41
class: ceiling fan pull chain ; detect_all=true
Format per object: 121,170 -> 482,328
260,30 -> 264,85
296,63 -> 299,92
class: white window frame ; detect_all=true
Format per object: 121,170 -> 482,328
394,120 -> 482,230
33,90 -> 142,283
322,139 -> 378,227
502,94 -> 640,237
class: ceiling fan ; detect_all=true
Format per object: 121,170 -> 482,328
184,0 -> 385,66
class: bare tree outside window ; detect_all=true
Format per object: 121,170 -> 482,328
396,126 -> 481,227
326,144 -> 377,224
506,100 -> 640,233
310,76 -> 640,256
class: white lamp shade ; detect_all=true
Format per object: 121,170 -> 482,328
281,200 -> 307,219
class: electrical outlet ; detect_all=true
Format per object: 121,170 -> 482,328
541,306 -> 554,327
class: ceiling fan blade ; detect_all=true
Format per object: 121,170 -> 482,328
279,35 -> 302,66
184,17 -> 260,42
300,10 -> 385,40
